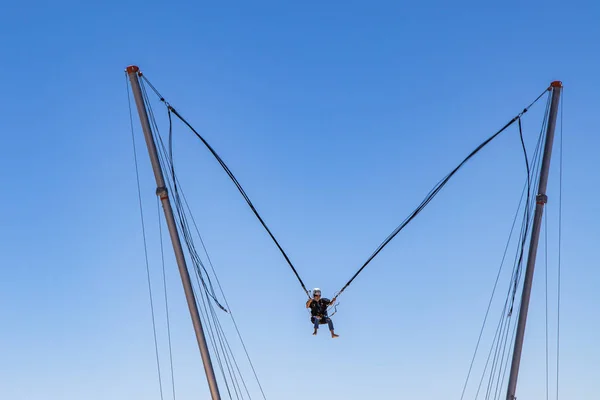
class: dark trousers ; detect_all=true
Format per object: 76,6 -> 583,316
311,316 -> 334,331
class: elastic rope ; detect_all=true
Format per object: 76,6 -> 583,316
169,105 -> 310,297
507,116 -> 535,315
140,74 -> 309,297
336,89 -> 549,299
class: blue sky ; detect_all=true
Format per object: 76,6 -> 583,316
1,1 -> 599,399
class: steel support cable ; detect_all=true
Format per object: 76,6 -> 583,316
492,317 -> 516,400
145,119 -> 222,307
485,296 -> 521,400
461,114 -> 542,399
480,193 -> 541,400
508,93 -> 551,314
188,237 -> 234,399
156,128 -> 226,312
164,151 -> 268,397
207,292 -> 250,399
204,283 -> 247,400
156,148 -> 237,398
461,143 -> 530,399
178,183 -> 268,399
190,241 -> 248,400
459,179 -> 527,400
202,292 -> 241,400
140,81 -> 226,311
482,108 -> 547,399
485,311 -> 512,400
163,125 -> 256,399
493,296 -> 522,400
194,270 -> 244,400
534,96 -> 564,400
140,83 -> 238,398
465,106 -> 548,399
134,75 -> 260,400
556,91 -> 563,400
157,197 -> 177,400
164,107 -> 224,307
197,281 -> 235,399
485,274 -> 523,400
545,210 -> 549,400
470,189 -> 533,400
126,76 -> 166,400
156,127 -> 242,398
146,93 -> 179,395
169,172 -> 236,399
147,88 -> 258,399
164,145 -> 225,309
498,309 -> 519,398
481,120 -> 545,399
334,89 -> 550,300
476,260 -> 524,400
474,298 -> 510,400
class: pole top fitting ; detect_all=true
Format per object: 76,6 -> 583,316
550,80 -> 562,88
126,65 -> 140,74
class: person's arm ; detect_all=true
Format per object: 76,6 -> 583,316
323,298 -> 336,309
306,299 -> 314,308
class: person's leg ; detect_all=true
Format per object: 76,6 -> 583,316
311,317 -> 320,335
326,318 -> 339,338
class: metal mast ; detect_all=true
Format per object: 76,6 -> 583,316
506,81 -> 562,400
126,65 -> 222,400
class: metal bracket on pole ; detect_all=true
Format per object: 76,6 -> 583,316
536,193 -> 548,205
156,186 -> 168,198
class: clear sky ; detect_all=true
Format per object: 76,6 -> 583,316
1,1 -> 598,399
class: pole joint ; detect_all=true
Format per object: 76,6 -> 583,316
536,193 -> 548,205
156,186 -> 168,199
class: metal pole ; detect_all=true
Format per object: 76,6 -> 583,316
506,81 -> 562,400
126,65 -> 222,400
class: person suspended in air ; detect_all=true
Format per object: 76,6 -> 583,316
306,288 -> 339,338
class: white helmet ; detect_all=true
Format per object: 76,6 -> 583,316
312,288 -> 321,297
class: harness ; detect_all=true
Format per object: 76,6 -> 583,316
309,298 -> 339,322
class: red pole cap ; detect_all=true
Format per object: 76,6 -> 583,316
126,65 -> 140,74
550,80 -> 562,88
